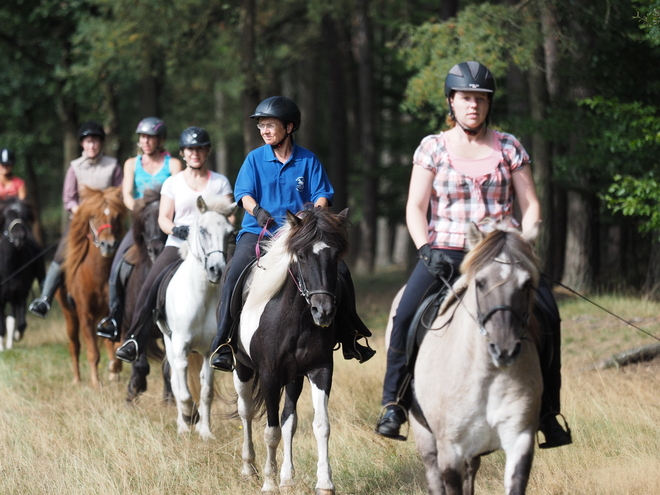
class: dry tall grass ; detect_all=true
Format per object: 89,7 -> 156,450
2,274 -> 660,494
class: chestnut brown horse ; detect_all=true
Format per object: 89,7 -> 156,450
57,187 -> 127,387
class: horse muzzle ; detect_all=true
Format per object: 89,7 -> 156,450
310,294 -> 336,327
205,253 -> 226,284
98,240 -> 118,258
488,339 -> 522,368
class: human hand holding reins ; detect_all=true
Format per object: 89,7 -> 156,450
172,225 -> 189,240
418,244 -> 453,280
253,204 -> 273,228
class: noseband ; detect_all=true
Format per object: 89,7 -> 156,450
4,218 -> 28,244
88,220 -> 112,248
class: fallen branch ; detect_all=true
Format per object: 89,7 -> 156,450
595,343 -> 660,370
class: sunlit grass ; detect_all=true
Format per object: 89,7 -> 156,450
2,271 -> 660,493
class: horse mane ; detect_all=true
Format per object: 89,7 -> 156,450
1,197 -> 36,226
63,187 -> 125,276
247,205 -> 349,308
126,186 -> 161,265
178,195 -> 236,260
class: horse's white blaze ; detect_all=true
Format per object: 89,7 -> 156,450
103,207 -> 110,216
313,241 -> 329,254
498,261 -> 512,279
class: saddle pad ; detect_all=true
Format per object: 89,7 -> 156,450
229,258 -> 258,321
155,258 -> 185,319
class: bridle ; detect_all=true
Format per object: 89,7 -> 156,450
473,257 -> 532,338
3,217 -> 28,244
88,219 -> 112,248
289,258 -> 336,306
188,223 -> 227,271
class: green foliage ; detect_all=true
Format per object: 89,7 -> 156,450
635,0 -> 660,44
602,174 -> 660,236
398,3 -> 541,129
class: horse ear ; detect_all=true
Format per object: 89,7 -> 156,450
522,220 -> 541,246
337,208 -> 349,222
287,210 -> 302,227
466,222 -> 484,249
197,196 -> 208,214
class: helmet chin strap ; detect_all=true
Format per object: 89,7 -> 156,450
271,132 -> 290,149
456,121 -> 484,136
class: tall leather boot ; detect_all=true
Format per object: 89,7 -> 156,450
209,302 -> 235,372
28,261 -> 62,318
97,260 -> 131,341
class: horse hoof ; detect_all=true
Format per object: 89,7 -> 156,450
241,464 -> 258,477
183,411 -> 200,425
108,371 -> 120,382
315,489 -> 335,495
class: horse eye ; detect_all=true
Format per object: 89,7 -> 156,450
297,253 -> 306,261
199,227 -> 208,236
476,279 -> 486,291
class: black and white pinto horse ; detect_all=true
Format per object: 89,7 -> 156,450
0,198 -> 44,350
233,207 -> 348,495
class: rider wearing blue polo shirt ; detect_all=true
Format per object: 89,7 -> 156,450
210,96 -> 375,372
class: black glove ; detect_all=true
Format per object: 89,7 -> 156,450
253,204 -> 273,228
418,244 -> 453,279
172,225 -> 189,240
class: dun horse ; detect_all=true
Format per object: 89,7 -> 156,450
120,187 -> 171,403
387,222 -> 542,495
156,196 -> 236,440
0,198 -> 44,350
232,207 -> 348,494
57,187 -> 126,386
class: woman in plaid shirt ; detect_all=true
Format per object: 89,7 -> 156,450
376,61 -> 571,449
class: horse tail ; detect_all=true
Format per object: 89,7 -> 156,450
219,370 -> 266,421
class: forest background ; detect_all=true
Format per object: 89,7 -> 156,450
1,0 -> 660,294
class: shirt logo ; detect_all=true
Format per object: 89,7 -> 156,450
296,176 -> 305,192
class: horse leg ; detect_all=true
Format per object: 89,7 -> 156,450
104,339 -> 122,382
14,300 -> 27,341
61,299 -> 82,384
162,357 -> 174,405
234,363 -> 257,477
166,336 -> 196,435
463,456 -> 481,495
81,312 -> 101,388
280,377 -> 304,490
410,418 -> 445,495
308,368 -> 335,495
127,352 -> 150,403
195,354 -> 215,441
260,375 -> 282,492
0,307 -> 6,351
502,429 -> 535,495
5,315 -> 14,350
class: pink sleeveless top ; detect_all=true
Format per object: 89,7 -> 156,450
0,177 -> 24,200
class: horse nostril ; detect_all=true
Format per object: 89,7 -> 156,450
511,341 -> 522,359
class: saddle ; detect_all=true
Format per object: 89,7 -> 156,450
154,258 -> 185,335
405,281 -> 447,367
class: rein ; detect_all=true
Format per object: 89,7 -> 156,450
3,218 -> 28,244
88,220 -> 112,247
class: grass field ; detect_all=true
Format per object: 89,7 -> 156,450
1,271 -> 660,494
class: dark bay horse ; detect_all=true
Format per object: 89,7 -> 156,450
387,222 -> 542,495
120,187 -> 171,403
233,207 -> 348,494
0,198 -> 44,349
57,187 -> 127,387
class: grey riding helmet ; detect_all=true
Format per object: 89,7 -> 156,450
250,96 -> 301,132
179,127 -> 211,148
135,117 -> 167,138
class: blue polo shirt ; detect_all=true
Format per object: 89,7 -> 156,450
234,142 -> 334,238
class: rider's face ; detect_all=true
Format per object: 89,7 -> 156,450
182,146 -> 210,169
81,136 -> 104,159
258,118 -> 291,146
450,91 -> 491,128
138,134 -> 162,155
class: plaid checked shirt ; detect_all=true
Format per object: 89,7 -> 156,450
412,130 -> 529,249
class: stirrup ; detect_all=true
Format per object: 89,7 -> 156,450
375,403 -> 409,441
97,316 -> 119,340
116,338 -> 139,363
28,298 -> 51,318
210,343 -> 236,371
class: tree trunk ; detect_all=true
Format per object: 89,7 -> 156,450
561,190 -> 593,292
240,0 -> 261,154
644,236 -> 660,300
322,15 -> 349,212
353,0 -> 378,274
214,86 -> 229,175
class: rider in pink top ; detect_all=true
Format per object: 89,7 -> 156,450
0,149 -> 27,200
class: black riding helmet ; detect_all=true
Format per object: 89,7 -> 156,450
179,126 -> 211,148
445,61 -> 496,135
135,117 -> 167,138
0,148 -> 15,165
251,96 -> 301,132
78,121 -> 106,141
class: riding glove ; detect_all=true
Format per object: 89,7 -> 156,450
418,244 -> 453,280
253,204 -> 273,228
172,225 -> 189,240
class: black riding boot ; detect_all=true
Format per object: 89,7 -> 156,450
376,346 -> 412,441
28,261 -> 62,318
336,266 -> 375,363
210,301 -> 235,372
97,260 -> 131,341
115,317 -> 151,363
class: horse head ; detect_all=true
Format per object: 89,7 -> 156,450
285,207 -> 349,327
1,198 -> 33,250
463,221 -> 540,368
183,196 -> 236,284
76,187 -> 127,259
